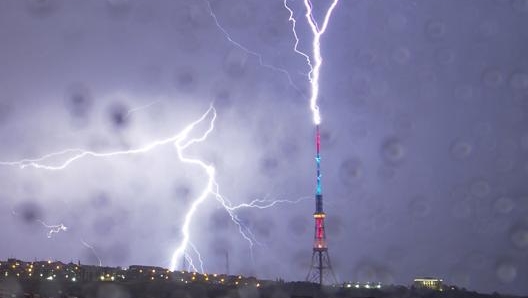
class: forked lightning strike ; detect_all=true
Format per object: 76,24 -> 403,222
284,0 -> 340,125
204,0 -> 303,93
1,106 -> 307,273
11,209 -> 68,239
38,220 -> 68,238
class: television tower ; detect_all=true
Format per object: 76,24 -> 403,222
306,125 -> 337,285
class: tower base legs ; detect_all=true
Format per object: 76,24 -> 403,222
306,249 -> 337,285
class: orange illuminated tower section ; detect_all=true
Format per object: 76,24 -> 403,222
306,125 -> 337,285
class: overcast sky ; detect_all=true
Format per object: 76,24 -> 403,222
1,0 -> 528,295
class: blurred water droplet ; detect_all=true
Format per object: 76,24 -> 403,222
223,48 -> 248,78
287,215 -> 308,236
381,138 -> 406,165
425,20 -> 446,40
25,0 -> 58,16
510,225 -> 528,249
339,158 -> 364,186
387,13 -> 407,31
435,47 -> 455,64
470,179 -> 491,198
478,21 -> 499,38
454,84 -> 474,101
408,195 -> 431,218
511,0 -> 528,12
392,47 -> 411,65
450,139 -> 473,160
209,210 -> 230,232
108,102 -> 129,129
93,216 -> 116,236
106,0 -> 132,16
510,72 -> 528,90
496,261 -> 517,283
92,192 -> 111,210
452,199 -> 472,219
493,196 -> 515,214
260,156 -> 279,177
174,68 -> 196,92
482,68 -> 505,87
66,83 -> 93,118
521,133 -> 528,150
225,2 -> 254,27
377,165 -> 396,180
495,155 -> 515,172
0,103 -> 13,126
14,201 -> 43,224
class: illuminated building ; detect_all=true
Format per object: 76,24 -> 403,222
414,277 -> 443,291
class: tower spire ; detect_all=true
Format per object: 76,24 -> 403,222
306,125 -> 337,285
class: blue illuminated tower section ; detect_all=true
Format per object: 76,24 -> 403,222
306,125 -> 337,285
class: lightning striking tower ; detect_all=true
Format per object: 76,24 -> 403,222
306,125 -> 336,285
282,0 -> 340,286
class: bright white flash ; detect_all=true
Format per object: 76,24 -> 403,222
284,0 -> 340,125
1,106 -> 307,273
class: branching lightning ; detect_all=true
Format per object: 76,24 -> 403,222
37,220 -> 68,238
0,0 -> 340,276
204,0 -> 304,93
1,105 -> 308,274
283,0 -> 340,125
125,100 -> 161,119
11,209 -> 68,239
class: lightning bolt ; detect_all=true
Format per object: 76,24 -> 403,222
1,105 -> 307,274
37,220 -> 68,238
11,209 -> 68,238
284,0 -> 340,125
124,100 -> 161,119
204,0 -> 303,93
81,239 -> 103,266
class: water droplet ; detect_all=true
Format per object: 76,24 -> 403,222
451,199 -> 472,219
510,72 -> 528,90
511,0 -> 528,13
435,47 -> 455,64
409,195 -> 431,218
339,158 -> 364,186
450,139 -> 473,160
496,261 -> 517,283
493,196 -> 515,214
425,20 -> 446,40
510,225 -> 528,249
454,84 -> 474,101
470,179 -> 491,198
387,13 -> 407,31
223,48 -> 248,78
482,68 -> 505,87
392,47 -> 411,65
520,133 -> 528,150
381,138 -> 406,165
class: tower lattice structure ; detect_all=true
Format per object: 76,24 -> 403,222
306,125 -> 337,286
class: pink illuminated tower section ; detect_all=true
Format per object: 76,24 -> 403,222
306,125 -> 337,285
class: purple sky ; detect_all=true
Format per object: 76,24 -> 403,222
1,0 -> 528,295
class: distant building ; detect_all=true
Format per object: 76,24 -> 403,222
413,277 -> 443,291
